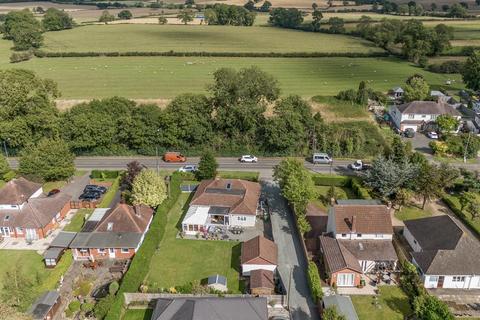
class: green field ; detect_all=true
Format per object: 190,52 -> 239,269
41,24 -> 383,54
4,53 -> 462,99
146,194 -> 242,292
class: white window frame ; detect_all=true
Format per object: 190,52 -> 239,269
121,248 -> 129,253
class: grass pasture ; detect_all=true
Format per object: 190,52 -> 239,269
9,54 -> 462,99
42,24 -> 383,54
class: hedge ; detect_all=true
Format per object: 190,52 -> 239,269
311,174 -> 372,199
307,261 -> 323,303
442,195 -> 480,237
105,173 -> 182,320
90,170 -> 121,179
33,50 -> 389,59
350,177 -> 372,200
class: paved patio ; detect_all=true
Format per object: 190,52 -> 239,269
0,209 -> 78,254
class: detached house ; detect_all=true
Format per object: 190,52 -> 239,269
70,203 -> 153,261
389,101 -> 461,132
0,178 -> 71,240
181,179 -> 261,236
320,200 -> 398,287
404,215 -> 480,290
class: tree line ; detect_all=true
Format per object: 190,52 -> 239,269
0,67 -> 388,160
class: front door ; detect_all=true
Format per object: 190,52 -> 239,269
337,273 -> 355,287
0,227 -> 10,237
26,228 -> 38,241
108,248 -> 115,259
438,276 -> 444,288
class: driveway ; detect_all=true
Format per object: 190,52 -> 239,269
63,171 -> 91,200
262,179 -> 319,320
403,133 -> 433,157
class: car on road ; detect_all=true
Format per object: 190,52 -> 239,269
349,160 -> 371,171
239,155 -> 258,163
47,189 -> 61,197
164,152 -> 186,162
403,128 -> 415,138
312,153 -> 332,164
427,131 -> 439,139
177,165 -> 197,173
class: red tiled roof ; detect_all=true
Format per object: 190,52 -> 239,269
241,235 -> 278,265
0,177 -> 42,205
250,269 -> 275,290
95,203 -> 154,233
333,204 -> 393,235
191,179 -> 260,216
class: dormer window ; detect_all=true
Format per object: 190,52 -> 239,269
107,222 -> 113,231
4,216 -> 9,221
226,183 -> 232,190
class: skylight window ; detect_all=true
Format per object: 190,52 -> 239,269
107,222 -> 114,231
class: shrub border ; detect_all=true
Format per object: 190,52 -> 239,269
442,195 -> 480,238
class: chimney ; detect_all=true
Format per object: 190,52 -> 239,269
351,215 -> 357,233
133,205 -> 140,216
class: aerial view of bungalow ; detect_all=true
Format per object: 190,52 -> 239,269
181,178 -> 261,236
320,200 -> 398,287
403,215 -> 480,290
70,203 -> 153,261
151,297 -> 268,320
389,101 -> 462,132
0,177 -> 71,240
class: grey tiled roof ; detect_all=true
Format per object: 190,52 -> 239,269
69,232 -> 142,249
323,295 -> 359,320
404,215 -> 463,250
50,231 -> 77,248
29,291 -> 59,320
339,240 -> 397,262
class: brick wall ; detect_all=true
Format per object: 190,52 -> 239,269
330,269 -> 362,287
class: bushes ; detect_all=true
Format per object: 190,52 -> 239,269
307,261 -> 323,303
427,60 -> 464,74
311,174 -> 350,187
351,177 -> 372,199
443,195 -> 480,236
90,170 -> 121,179
10,51 -> 32,63
105,173 -> 182,320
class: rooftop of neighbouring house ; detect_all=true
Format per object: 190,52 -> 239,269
396,101 -> 461,116
190,179 -> 261,216
0,177 -> 42,205
241,235 -> 278,266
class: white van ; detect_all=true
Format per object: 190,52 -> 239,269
312,153 -> 332,164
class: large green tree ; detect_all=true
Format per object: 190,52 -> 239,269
413,294 -> 454,320
404,75 -> 430,102
19,138 -> 75,181
0,154 -> 10,176
415,163 -> 458,209
177,9 -> 194,24
195,151 -> 218,180
1,9 -> 43,50
269,8 -> 303,29
42,8 -> 74,31
462,51 -> 480,91
131,169 -> 167,207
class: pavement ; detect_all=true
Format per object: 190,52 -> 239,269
262,179 -> 319,320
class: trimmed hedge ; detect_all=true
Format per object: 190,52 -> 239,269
307,261 -> 323,303
105,173 -> 182,320
312,174 -> 372,199
442,195 -> 480,237
350,177 -> 372,200
33,50 -> 389,59
90,170 -> 121,179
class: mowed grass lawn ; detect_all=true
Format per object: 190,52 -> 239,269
42,24 -> 383,54
146,194 -> 242,292
9,54 -> 462,99
351,286 -> 412,320
122,308 -> 153,320
0,250 -> 72,311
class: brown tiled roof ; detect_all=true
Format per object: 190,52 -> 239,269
339,240 -> 398,262
0,177 -> 42,205
95,203 -> 154,233
0,192 -> 71,229
241,235 -> 277,265
250,269 -> 275,290
191,179 -> 260,216
319,236 -> 362,273
397,101 -> 461,116
333,204 -> 392,235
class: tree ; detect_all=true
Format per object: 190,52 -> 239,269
258,0 -> 272,12
244,0 -> 255,11
416,163 -> 458,209
436,114 -> 459,134
413,294 -> 454,320
185,0 -> 195,6
462,51 -> 480,91
19,138 -> 74,181
362,156 -> 419,200
430,3 -> 437,11
448,3 -> 468,18
323,306 -> 347,320
387,136 -> 412,164
328,17 -> 345,34
269,8 -> 303,29
0,154 -> 10,176
93,294 -> 115,319
404,75 -> 430,102
121,161 -> 143,190
117,10 -> 133,20
177,9 -> 194,24
462,192 -> 480,219
311,10 -> 323,32
42,8 -> 74,31
195,151 -> 218,180
99,10 -> 115,24
1,10 -> 44,50
158,15 -> 168,24
131,169 -> 167,207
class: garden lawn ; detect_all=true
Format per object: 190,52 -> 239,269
217,171 -> 259,182
0,250 -> 72,311
122,308 -> 153,320
351,286 -> 412,320
311,95 -> 369,121
395,205 -> 434,221
41,24 -> 383,54
444,194 -> 480,235
311,185 -> 356,211
63,209 -> 92,232
98,177 -> 120,208
0,46 -> 462,99
146,194 -> 242,292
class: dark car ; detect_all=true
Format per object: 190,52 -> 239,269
79,191 -> 102,200
403,128 -> 415,138
47,189 -> 60,197
84,185 -> 107,194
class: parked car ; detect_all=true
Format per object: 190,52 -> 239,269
84,185 -> 107,194
239,155 -> 258,163
47,189 -> 60,197
178,165 -> 197,173
349,160 -> 371,171
79,192 -> 101,201
312,153 -> 332,164
427,131 -> 439,139
163,152 -> 186,162
403,128 -> 415,138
